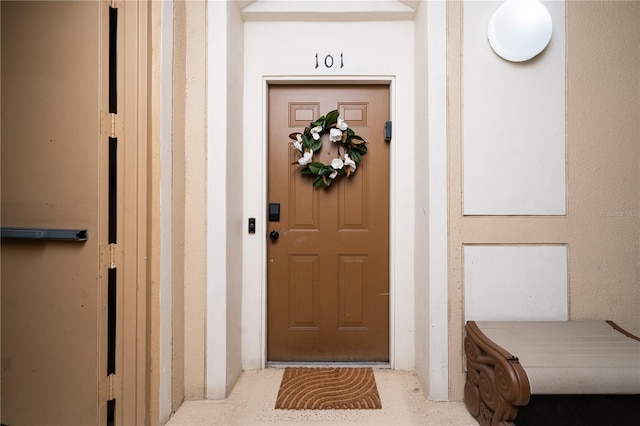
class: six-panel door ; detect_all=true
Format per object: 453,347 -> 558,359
267,85 -> 390,361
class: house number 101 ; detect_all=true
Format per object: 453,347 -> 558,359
315,53 -> 344,69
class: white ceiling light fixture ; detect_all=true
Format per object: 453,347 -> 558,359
488,0 -> 553,62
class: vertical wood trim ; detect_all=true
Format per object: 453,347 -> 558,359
136,2 -> 150,423
99,3 -> 112,423
446,0 -> 466,401
171,0 -> 187,411
148,0 -> 164,423
119,0 -> 151,424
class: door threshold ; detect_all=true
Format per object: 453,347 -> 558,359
266,361 -> 391,369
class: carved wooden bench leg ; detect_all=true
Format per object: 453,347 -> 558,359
464,321 -> 531,426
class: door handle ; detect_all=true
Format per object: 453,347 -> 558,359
0,227 -> 88,241
269,230 -> 279,241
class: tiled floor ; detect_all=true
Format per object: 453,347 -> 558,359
167,368 -> 478,425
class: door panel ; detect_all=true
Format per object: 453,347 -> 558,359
267,85 -> 390,361
1,1 -> 107,424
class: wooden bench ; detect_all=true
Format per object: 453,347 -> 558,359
464,320 -> 640,425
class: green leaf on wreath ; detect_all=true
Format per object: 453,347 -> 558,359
309,139 -> 322,152
350,150 -> 361,163
318,166 -> 335,176
325,110 -> 339,125
313,176 -> 325,188
308,162 -> 326,175
352,144 -> 367,154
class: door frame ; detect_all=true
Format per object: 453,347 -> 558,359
209,4 -> 450,400
265,83 -> 392,362
259,77 -> 397,367
238,5 -> 426,385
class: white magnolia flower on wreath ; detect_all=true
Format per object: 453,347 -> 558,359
337,116 -> 348,131
329,170 -> 338,179
329,128 -> 343,142
310,126 -> 323,140
331,158 -> 344,170
344,153 -> 357,172
298,149 -> 314,165
292,137 -> 303,152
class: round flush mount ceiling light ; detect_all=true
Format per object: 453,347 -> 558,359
488,0 -> 553,62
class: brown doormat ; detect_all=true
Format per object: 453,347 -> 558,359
275,367 -> 382,410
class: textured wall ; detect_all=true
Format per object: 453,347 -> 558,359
463,1 -> 566,215
170,0 -> 639,406
565,0 -> 640,333
448,0 -> 640,400
175,0 -> 207,401
206,0 -> 244,399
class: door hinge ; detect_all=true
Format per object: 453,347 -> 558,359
101,244 -> 122,269
102,112 -> 122,139
99,374 -> 122,402
109,243 -> 119,268
109,243 -> 122,269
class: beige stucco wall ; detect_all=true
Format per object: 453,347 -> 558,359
173,0 -> 207,401
172,0 -> 245,403
565,0 -> 639,329
207,0 -> 244,398
447,0 -> 640,400
167,0 -> 638,408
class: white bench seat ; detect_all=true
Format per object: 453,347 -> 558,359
475,321 -> 640,394
464,320 -> 640,425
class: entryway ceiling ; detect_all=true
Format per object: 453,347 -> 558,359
239,0 -> 418,21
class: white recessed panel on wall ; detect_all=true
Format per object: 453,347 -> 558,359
464,245 -> 568,321
463,1 -> 566,215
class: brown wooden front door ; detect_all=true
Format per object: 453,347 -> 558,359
267,85 -> 390,361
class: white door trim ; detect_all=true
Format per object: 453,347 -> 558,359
240,19 -> 417,376
204,2 -> 451,401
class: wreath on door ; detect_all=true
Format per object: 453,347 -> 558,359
289,109 -> 367,189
